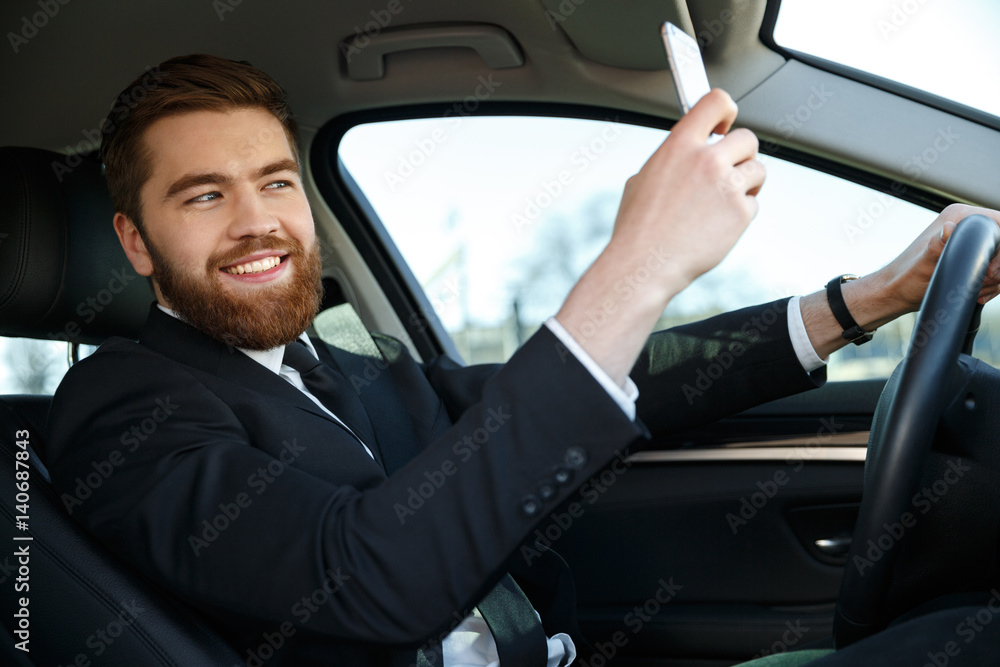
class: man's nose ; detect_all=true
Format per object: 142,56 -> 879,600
228,189 -> 279,238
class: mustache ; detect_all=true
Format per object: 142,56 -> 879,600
208,236 -> 303,269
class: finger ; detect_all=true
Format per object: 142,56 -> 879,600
978,285 -> 1000,304
670,89 -> 738,143
985,256 -> 1000,284
734,157 -> 766,198
714,127 -> 759,165
716,158 -> 765,206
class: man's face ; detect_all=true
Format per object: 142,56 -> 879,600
124,108 -> 322,350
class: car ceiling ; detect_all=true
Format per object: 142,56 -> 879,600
2,0 -> 999,209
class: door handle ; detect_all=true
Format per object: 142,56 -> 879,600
814,536 -> 852,557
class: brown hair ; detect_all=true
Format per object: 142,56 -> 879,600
99,54 -> 299,233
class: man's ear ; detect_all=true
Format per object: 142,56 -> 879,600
113,213 -> 154,277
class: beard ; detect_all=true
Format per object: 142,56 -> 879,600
146,234 -> 323,351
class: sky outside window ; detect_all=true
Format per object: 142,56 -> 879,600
774,0 -> 1000,119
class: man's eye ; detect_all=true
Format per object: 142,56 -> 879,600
189,191 -> 221,203
264,180 -> 292,190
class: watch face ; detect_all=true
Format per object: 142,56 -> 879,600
843,326 -> 874,345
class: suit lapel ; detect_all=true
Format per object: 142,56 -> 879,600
138,305 -> 356,433
138,304 -> 427,477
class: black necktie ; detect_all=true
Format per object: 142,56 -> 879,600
281,340 -> 379,458
285,339 -> 548,666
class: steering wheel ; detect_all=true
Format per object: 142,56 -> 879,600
833,214 -> 1000,648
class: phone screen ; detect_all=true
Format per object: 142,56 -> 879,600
661,22 -> 711,114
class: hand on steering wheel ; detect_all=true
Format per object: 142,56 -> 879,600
834,214 -> 1000,647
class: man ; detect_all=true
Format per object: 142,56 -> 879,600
46,54 -> 1000,666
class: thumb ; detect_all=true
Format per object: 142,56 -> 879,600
929,220 -> 957,258
939,220 -> 957,245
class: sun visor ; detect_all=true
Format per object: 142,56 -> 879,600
537,0 -> 693,70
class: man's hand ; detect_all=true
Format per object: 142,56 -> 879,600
556,89 -> 765,387
875,204 -> 1000,310
607,89 -> 764,291
802,203 -> 1000,360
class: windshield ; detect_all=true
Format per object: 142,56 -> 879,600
774,0 -> 1000,119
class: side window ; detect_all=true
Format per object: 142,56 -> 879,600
0,338 -> 71,394
338,116 -> 952,380
0,338 -> 100,394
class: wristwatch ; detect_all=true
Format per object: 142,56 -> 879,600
825,275 -> 875,345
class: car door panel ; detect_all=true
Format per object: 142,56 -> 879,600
551,380 -> 886,663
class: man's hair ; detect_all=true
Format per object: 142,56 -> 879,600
99,54 -> 299,232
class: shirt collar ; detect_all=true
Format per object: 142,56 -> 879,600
156,303 -> 316,375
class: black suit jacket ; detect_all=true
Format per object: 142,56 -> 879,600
46,299 -> 823,665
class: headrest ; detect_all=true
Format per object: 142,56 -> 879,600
0,147 -> 153,345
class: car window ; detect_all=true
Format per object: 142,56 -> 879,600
338,115 -> 976,380
0,337 -> 72,394
774,0 -> 1000,119
0,337 -> 101,394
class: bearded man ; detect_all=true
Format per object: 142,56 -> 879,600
46,54 -> 1000,666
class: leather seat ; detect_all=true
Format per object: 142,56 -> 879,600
0,146 -> 241,665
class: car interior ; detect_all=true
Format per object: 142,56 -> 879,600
2,0 -> 1000,665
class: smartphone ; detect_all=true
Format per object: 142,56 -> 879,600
661,22 -> 712,114
661,22 -> 722,143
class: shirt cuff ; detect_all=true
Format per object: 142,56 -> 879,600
787,295 -> 827,373
544,317 -> 638,421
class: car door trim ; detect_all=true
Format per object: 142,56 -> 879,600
629,443 -> 868,464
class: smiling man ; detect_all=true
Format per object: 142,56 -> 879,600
46,54 -> 1000,666
112,105 -> 322,352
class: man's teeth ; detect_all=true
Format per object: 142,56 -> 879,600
226,256 -> 281,275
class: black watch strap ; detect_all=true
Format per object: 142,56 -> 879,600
826,275 -> 874,345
